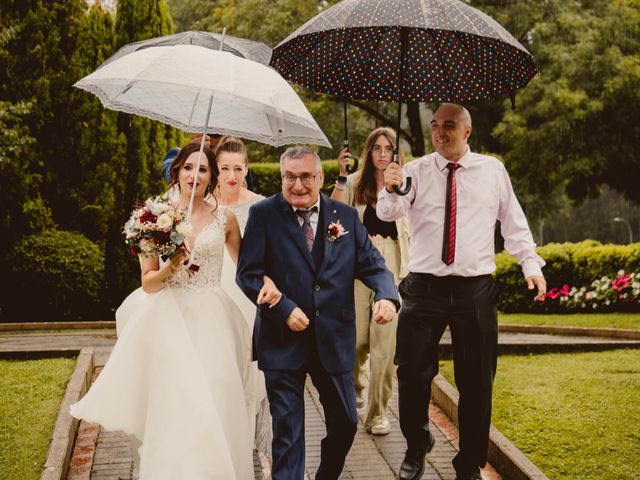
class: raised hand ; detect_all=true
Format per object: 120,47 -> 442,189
337,147 -> 352,176
383,162 -> 403,193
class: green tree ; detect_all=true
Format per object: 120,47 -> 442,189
0,0 -> 92,225
65,3 -> 119,242
104,0 -> 179,307
0,22 -> 55,252
0,101 -> 54,253
166,0 -> 217,32
492,0 -> 640,217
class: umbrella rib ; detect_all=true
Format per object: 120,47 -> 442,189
372,0 -> 384,25
450,1 -> 482,38
187,91 -> 201,129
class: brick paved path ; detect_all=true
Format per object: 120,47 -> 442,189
65,351 -> 500,480
2,327 -> 635,479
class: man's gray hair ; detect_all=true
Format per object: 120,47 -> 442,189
280,146 -> 322,172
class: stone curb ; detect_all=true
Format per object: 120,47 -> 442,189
499,323 -> 640,340
0,321 -> 115,332
431,374 -> 550,480
41,348 -> 95,480
0,349 -> 81,360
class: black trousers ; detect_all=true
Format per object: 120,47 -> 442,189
395,272 -> 499,475
264,347 -> 358,480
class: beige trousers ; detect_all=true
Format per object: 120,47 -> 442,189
354,236 -> 401,427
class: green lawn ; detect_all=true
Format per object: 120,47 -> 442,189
499,312 -> 640,330
0,358 -> 76,480
440,349 -> 640,480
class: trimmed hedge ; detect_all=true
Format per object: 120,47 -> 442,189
4,229 -> 105,320
496,241 -> 640,313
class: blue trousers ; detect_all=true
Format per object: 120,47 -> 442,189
264,348 -> 358,480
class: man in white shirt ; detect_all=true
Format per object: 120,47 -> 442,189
378,103 -> 546,480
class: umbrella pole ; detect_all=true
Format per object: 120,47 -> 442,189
343,101 -> 358,173
186,94 -> 214,222
393,27 -> 411,196
219,27 -> 227,50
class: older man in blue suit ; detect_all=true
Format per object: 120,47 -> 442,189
237,146 -> 399,480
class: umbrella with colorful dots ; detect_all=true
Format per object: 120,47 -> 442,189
271,0 -> 538,194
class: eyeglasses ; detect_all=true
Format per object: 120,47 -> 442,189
282,173 -> 317,186
371,145 -> 394,155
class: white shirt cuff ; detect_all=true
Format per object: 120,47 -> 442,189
522,261 -> 544,279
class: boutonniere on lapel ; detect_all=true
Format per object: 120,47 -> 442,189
327,220 -> 349,243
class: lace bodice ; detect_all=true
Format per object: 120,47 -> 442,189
165,208 -> 227,290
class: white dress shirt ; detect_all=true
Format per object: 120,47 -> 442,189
294,197 -> 321,237
377,148 -> 544,279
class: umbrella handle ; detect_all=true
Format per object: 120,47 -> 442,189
343,139 -> 359,173
393,178 -> 412,195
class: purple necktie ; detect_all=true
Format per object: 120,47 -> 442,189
442,163 -> 461,265
296,208 -> 316,251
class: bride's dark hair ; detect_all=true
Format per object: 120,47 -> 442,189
168,142 -> 219,198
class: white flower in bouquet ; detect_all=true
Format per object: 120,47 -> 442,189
146,197 -> 171,215
156,213 -> 173,229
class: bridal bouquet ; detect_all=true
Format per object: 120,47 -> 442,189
123,195 -> 192,258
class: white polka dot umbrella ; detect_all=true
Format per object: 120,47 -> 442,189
75,44 -> 331,219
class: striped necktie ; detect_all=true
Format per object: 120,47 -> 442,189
296,207 -> 317,251
442,162 -> 461,265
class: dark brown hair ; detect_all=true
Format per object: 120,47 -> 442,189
355,127 -> 404,206
214,135 -> 247,164
168,142 -> 218,196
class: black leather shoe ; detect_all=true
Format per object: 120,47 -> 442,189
455,472 -> 482,480
399,452 -> 425,480
399,433 -> 436,480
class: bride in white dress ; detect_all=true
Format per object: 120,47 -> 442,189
70,143 -> 279,479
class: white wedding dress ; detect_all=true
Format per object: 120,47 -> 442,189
70,208 -> 253,480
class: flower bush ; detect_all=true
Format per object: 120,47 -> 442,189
543,271 -> 640,312
495,241 -> 640,313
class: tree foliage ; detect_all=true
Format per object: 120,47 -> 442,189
490,0 -> 640,211
104,0 -> 179,307
0,0 -> 180,317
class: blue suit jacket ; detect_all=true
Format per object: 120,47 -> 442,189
236,193 -> 399,374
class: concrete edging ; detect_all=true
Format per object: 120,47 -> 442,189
499,323 -> 640,340
41,348 -> 95,480
0,321 -> 115,332
431,374 -> 550,480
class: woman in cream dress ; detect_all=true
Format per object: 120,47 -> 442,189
213,136 -> 272,465
331,127 -> 411,436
